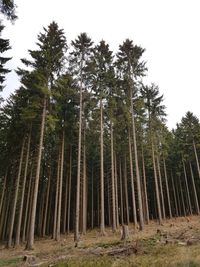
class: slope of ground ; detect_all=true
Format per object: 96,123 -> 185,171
1,216 -> 200,266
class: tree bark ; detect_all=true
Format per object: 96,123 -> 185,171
163,159 -> 172,218
15,130 -> 31,246
67,146 -> 72,234
8,137 -> 25,248
26,97 -> 46,250
0,169 -> 7,218
193,139 -> 200,180
182,159 -> 192,215
157,156 -> 166,220
42,167 -> 51,237
141,146 -> 149,224
130,88 -> 144,230
171,173 -> 178,217
53,148 -> 61,240
151,140 -> 162,224
110,121 -> 116,231
74,59 -> 83,243
178,175 -> 186,217
56,129 -> 65,241
22,167 -> 33,242
123,156 -> 129,225
100,97 -> 105,235
119,159 -> 124,225
189,161 -> 200,215
114,154 -> 120,228
82,127 -> 87,234
128,129 -> 137,227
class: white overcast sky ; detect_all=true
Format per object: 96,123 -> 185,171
1,0 -> 200,129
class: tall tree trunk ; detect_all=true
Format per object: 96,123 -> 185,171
182,159 -> 192,215
56,129 -> 65,241
151,140 -> 162,224
67,146 -> 72,234
175,178 -> 181,216
37,178 -> 45,236
193,139 -> 200,180
100,97 -> 105,235
119,159 -> 124,225
110,121 -> 116,231
114,154 -> 119,228
42,167 -> 51,237
8,137 -> 25,248
130,88 -> 144,230
178,175 -> 186,217
26,97 -> 46,250
91,166 -> 94,229
124,156 -> 129,225
22,167 -> 33,242
128,129 -> 137,227
157,156 -> 166,220
82,128 -> 87,234
0,169 -> 7,218
74,60 -> 83,243
15,130 -> 31,246
63,170 -> 68,234
141,146 -> 149,224
189,161 -> 200,215
171,173 -> 178,217
163,159 -> 172,218
53,148 -> 61,239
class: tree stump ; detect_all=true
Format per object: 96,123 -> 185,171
121,225 -> 129,240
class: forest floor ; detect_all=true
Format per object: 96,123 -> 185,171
1,216 -> 200,266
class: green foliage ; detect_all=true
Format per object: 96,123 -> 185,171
0,22 -> 11,91
0,0 -> 17,21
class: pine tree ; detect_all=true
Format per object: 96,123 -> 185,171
0,22 -> 11,93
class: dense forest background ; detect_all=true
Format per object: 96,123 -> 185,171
1,1 -> 200,251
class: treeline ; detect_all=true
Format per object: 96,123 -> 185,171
0,21 -> 200,250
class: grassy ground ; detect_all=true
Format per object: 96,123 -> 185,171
1,216 -> 200,266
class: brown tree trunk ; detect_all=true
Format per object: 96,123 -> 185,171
53,148 -> 61,240
178,175 -> 186,217
141,146 -> 149,224
0,170 -> 7,218
124,156 -> 129,225
42,167 -> 51,237
171,173 -> 178,217
121,225 -> 129,240
74,60 -> 83,243
63,170 -> 68,234
193,139 -> 200,180
26,97 -> 46,250
82,127 -> 87,234
22,168 -> 33,242
110,121 -> 116,231
119,159 -> 124,225
189,161 -> 200,214
128,129 -> 137,227
91,166 -> 94,229
56,129 -> 65,241
8,137 -> 25,248
114,154 -> 119,228
182,159 -> 192,215
67,146 -> 72,234
157,156 -> 166,220
152,140 -> 162,224
15,131 -> 31,246
100,98 -> 105,235
130,88 -> 144,230
163,159 -> 172,218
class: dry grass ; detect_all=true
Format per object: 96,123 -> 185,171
1,216 -> 200,266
